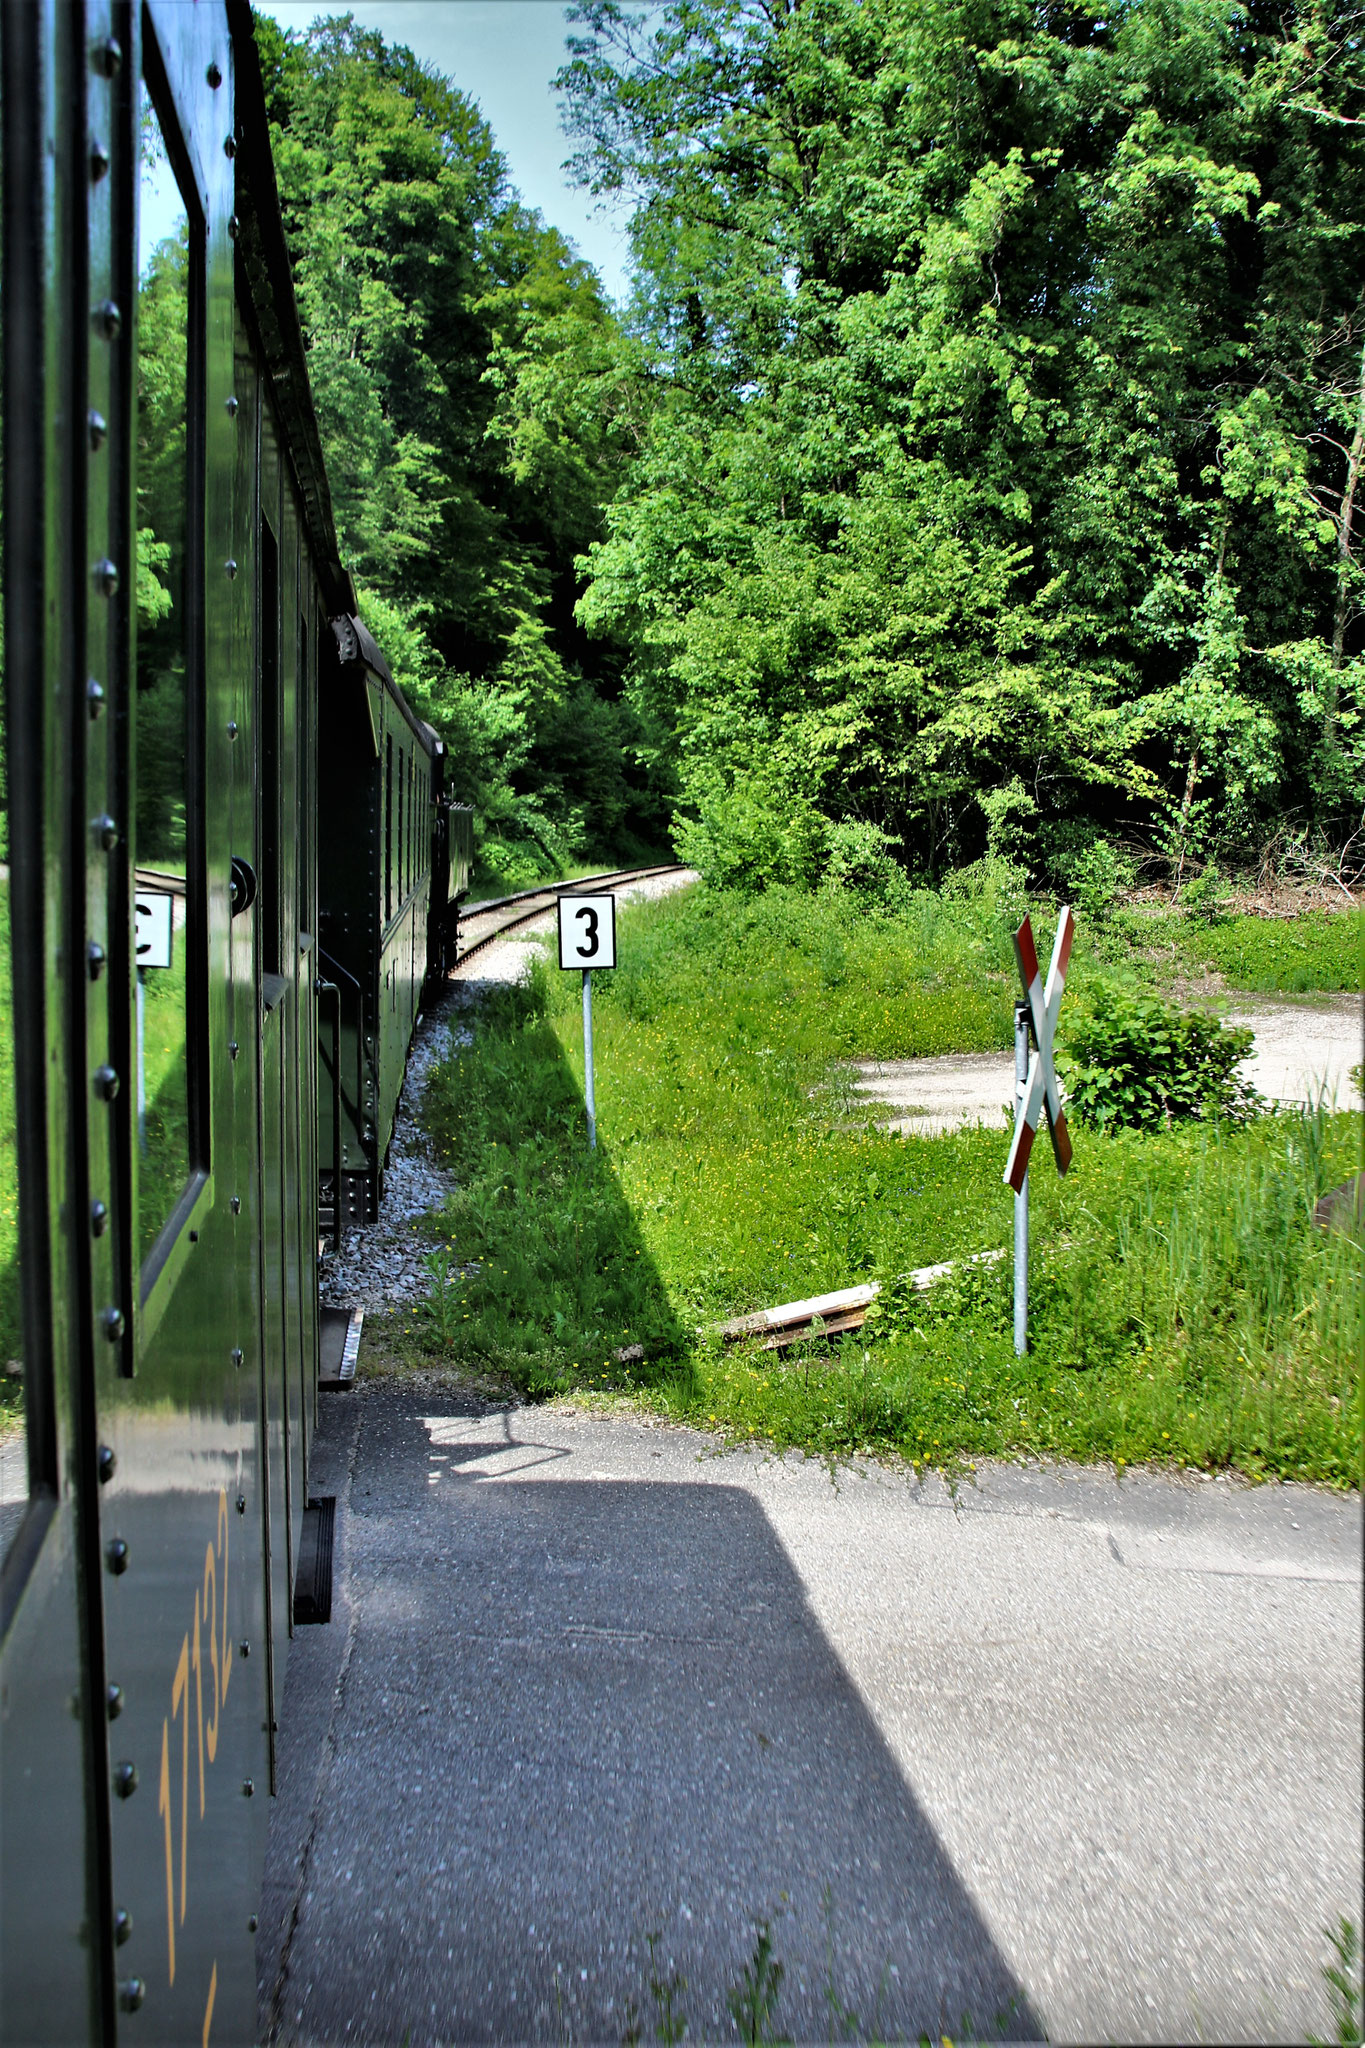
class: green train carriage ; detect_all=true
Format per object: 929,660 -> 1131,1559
0,5 -> 472,2041
316,617 -> 470,1236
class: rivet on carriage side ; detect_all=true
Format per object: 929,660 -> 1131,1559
117,1980 -> 145,2014
225,558 -> 238,579
98,1446 -> 116,1484
89,139 -> 110,182
106,1684 -> 124,1720
93,300 -> 120,340
91,1200 -> 110,1237
231,1347 -> 244,1368
93,558 -> 118,597
114,1909 -> 132,1946
94,813 -> 119,850
88,410 -> 107,449
207,61 -> 223,88
102,1307 -> 124,1342
87,942 -> 106,980
88,678 -> 106,719
105,1539 -> 130,1576
90,37 -> 122,76
93,1066 -> 120,1102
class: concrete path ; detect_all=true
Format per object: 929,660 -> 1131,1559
257,1392 -> 1361,2046
856,992 -> 1363,1135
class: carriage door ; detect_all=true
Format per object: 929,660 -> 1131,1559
253,406 -> 311,1780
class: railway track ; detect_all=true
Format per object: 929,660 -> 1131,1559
454,863 -> 688,964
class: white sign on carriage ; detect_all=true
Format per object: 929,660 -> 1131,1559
134,888 -> 174,970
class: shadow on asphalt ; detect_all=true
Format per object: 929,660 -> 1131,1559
258,1389 -> 1043,2046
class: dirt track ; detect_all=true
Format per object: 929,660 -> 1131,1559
857,991 -> 1363,1135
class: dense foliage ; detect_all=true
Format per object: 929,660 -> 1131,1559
558,0 -> 1365,887
251,14 -> 671,880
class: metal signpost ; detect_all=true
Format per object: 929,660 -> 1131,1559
134,890 -> 175,1153
557,892 -> 617,1148
1002,905 -> 1075,1355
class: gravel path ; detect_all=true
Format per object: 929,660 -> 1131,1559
856,991 -> 1363,1136
319,870 -> 699,1312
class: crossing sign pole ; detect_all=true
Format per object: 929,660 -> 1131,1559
557,892 -> 617,1149
1003,905 -> 1076,1355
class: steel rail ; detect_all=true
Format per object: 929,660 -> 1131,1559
453,864 -> 686,965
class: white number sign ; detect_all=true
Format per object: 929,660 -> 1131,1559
557,892 -> 616,972
134,890 -> 174,970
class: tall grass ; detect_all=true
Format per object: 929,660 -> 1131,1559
419,886 -> 1362,1485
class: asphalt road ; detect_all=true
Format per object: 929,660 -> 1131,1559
257,1390 -> 1361,2046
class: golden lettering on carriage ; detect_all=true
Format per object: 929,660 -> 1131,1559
157,1488 -> 231,1988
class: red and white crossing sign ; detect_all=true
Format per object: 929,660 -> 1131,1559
1003,907 -> 1075,1193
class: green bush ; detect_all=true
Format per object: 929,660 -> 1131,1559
1060,987 -> 1258,1131
821,819 -> 909,910
1180,863 -> 1234,924
1053,837 -> 1137,924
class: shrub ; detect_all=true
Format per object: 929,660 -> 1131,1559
1180,863 -> 1234,924
821,819 -> 909,910
1060,987 -> 1259,1131
673,780 -> 825,892
1053,837 -> 1136,924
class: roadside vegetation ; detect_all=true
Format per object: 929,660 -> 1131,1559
419,884 -> 1361,1489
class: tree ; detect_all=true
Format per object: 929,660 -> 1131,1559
559,0 -> 1365,885
254,13 -> 672,873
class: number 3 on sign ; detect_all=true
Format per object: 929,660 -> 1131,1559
557,893 -> 617,971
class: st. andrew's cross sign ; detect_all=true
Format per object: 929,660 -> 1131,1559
1003,906 -> 1075,1192
1003,905 -> 1075,1353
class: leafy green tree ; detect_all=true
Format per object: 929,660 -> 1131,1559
253,13 -> 670,873
559,0 -> 1365,886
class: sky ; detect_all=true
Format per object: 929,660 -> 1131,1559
141,5 -> 634,297
258,2 -> 633,302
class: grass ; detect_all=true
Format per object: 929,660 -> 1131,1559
1116,903 -> 1364,995
417,883 -> 1362,1488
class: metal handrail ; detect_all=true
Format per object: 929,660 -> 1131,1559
317,946 -> 368,1217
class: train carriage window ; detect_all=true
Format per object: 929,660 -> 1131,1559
384,734 -> 393,924
298,613 -> 310,935
259,518 -> 281,977
135,37 -> 205,1263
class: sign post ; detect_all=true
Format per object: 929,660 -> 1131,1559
1002,906 -> 1075,1355
557,892 -> 617,1149
134,890 -> 175,1155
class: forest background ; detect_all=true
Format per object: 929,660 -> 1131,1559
17,0 -> 1364,897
